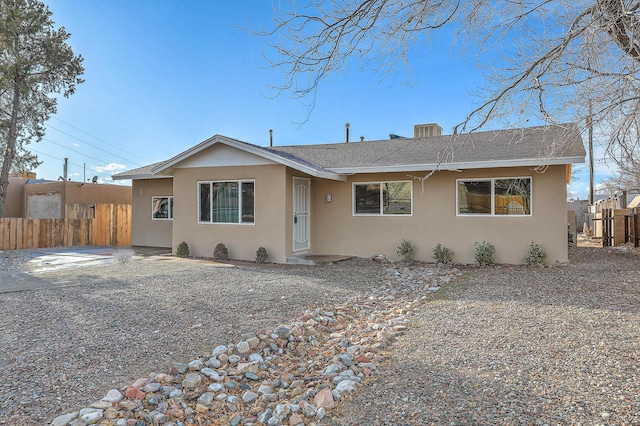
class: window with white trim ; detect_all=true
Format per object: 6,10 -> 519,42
353,181 -> 412,215
199,180 -> 254,224
457,177 -> 531,216
152,196 -> 173,220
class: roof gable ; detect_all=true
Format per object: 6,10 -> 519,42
168,143 -> 278,169
152,135 -> 345,181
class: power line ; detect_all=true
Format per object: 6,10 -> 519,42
29,148 -> 83,169
43,137 -> 108,165
30,148 -> 115,179
45,124 -> 144,167
50,116 -> 151,163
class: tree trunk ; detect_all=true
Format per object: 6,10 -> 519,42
599,0 -> 640,64
0,81 -> 22,218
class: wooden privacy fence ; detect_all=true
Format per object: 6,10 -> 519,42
626,207 -> 640,248
600,207 -> 640,248
0,204 -> 131,251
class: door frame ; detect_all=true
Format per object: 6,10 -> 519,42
292,177 -> 311,253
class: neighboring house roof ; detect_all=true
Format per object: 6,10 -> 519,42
627,195 -> 640,208
112,123 -> 585,181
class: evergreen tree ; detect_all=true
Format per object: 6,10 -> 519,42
0,0 -> 84,216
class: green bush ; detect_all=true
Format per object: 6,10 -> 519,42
213,243 -> 229,261
432,243 -> 453,264
256,246 -> 268,263
176,241 -> 190,258
524,241 -> 546,265
474,241 -> 495,266
396,239 -> 415,262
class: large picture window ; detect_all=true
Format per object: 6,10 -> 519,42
457,178 -> 531,216
152,196 -> 173,220
199,180 -> 254,224
353,181 -> 412,215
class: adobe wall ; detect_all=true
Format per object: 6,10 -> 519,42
22,181 -> 132,219
4,178 -> 28,218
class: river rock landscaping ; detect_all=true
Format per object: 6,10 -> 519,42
46,263 -> 461,426
2,245 -> 639,426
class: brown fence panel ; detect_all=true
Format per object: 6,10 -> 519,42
38,219 -> 48,248
602,209 -> 612,247
630,207 -> 640,248
0,203 -> 131,250
115,204 -> 131,246
66,203 -> 95,219
91,204 -> 107,246
89,203 -> 131,247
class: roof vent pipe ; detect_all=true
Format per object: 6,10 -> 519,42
269,129 -> 273,147
63,157 -> 68,180
360,136 -> 364,142
345,123 -> 350,143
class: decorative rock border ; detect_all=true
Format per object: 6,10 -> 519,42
51,263 -> 463,426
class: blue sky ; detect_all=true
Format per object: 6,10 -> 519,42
33,0 -> 612,199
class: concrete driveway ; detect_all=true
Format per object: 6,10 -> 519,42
0,246 -> 171,293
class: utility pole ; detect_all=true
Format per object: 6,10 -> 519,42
588,106 -> 594,205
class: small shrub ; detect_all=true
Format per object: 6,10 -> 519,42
213,243 -> 229,261
176,241 -> 190,258
524,241 -> 546,265
474,241 -> 495,266
396,239 -> 415,262
256,246 -> 268,263
432,243 -> 453,264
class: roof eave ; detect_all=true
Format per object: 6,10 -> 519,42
112,174 -> 173,181
149,135 -> 347,181
314,170 -> 347,181
327,156 -> 586,174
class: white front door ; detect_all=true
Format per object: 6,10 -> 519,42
293,177 -> 310,253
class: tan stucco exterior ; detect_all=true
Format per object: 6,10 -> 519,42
309,166 -> 568,264
172,164 -> 290,262
4,180 -> 132,219
4,178 -> 27,217
131,163 -> 568,264
131,178 -> 173,247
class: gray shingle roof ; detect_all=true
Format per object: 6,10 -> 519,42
112,123 -> 585,180
112,161 -> 170,180
266,123 -> 585,172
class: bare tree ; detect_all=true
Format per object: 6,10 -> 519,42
598,171 -> 640,195
0,0 -> 84,217
263,0 -> 640,164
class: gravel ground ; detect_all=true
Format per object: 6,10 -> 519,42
2,244 -> 639,425
328,245 -> 640,425
0,252 -> 381,425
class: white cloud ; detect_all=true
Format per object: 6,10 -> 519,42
73,143 -> 80,148
92,163 -> 127,173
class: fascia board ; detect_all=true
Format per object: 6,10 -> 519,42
149,135 -> 347,181
327,156 -> 586,174
112,174 -> 172,181
315,170 -> 347,181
